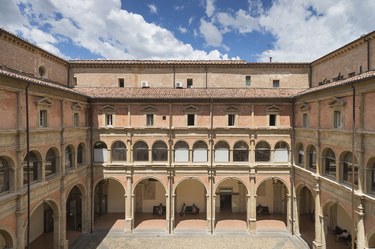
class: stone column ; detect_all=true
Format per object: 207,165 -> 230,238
206,192 -> 212,233
171,193 -> 175,233
81,195 -> 89,233
124,175 -> 132,233
16,206 -> 24,249
60,187 -> 68,249
41,160 -> 46,182
356,201 -> 365,249
249,171 -> 256,233
294,194 -> 301,236
53,213 -> 61,249
287,194 -> 292,231
166,174 -> 173,233
312,181 -> 322,249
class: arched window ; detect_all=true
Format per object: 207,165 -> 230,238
0,157 -> 10,193
214,141 -> 229,162
174,141 -> 189,162
255,141 -> 270,162
77,143 -> 85,165
307,145 -> 316,170
152,141 -> 168,161
323,148 -> 336,178
112,141 -> 126,161
65,145 -> 74,170
94,141 -> 108,163
133,141 -> 149,161
371,161 -> 375,192
297,143 -> 304,167
233,141 -> 248,162
341,152 -> 358,186
274,141 -> 289,162
23,151 -> 40,185
193,141 -> 208,162
45,148 -> 57,177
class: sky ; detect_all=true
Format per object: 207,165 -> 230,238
0,0 -> 374,62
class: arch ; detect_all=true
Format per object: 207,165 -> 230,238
322,200 -> 352,238
133,141 -> 149,162
111,140 -> 127,162
339,151 -> 358,185
366,157 -> 375,193
173,176 -> 209,194
274,141 -> 289,163
233,141 -> 249,162
46,147 -> 59,177
65,183 -> 87,199
366,228 -> 375,248
0,225 -> 15,248
296,143 -> 305,167
306,144 -> 317,170
214,176 -> 249,194
93,141 -> 108,163
193,141 -> 208,162
77,142 -> 86,165
93,176 -> 126,192
255,141 -> 271,162
214,141 -> 230,162
23,150 -> 42,185
174,141 -> 189,162
29,198 -> 60,219
133,176 -> 167,195
152,141 -> 168,161
256,176 -> 290,195
322,147 -> 336,178
0,156 -> 13,193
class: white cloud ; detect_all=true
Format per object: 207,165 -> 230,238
188,17 -> 194,26
178,26 -> 187,34
205,0 -> 215,18
174,5 -> 184,11
199,19 -> 222,47
216,9 -> 260,34
148,4 -> 157,14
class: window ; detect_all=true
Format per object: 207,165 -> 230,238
302,113 -> 309,128
371,162 -> 375,192
193,141 -> 208,162
228,114 -> 235,126
77,143 -> 85,165
73,77 -> 77,86
233,142 -> 248,162
23,151 -> 40,184
65,146 -> 73,170
0,157 -> 10,193
255,141 -> 270,162
187,78 -> 193,88
187,114 -> 195,126
246,76 -> 251,87
307,146 -> 316,170
94,141 -> 108,163
273,80 -> 280,88
73,113 -> 79,127
152,141 -> 168,161
333,111 -> 342,128
269,114 -> 276,126
174,141 -> 189,162
39,110 -> 47,127
274,141 -> 289,162
106,114 -> 113,126
118,78 -> 125,87
214,142 -> 230,162
133,141 -> 149,161
38,66 -> 46,77
297,144 -> 304,166
112,141 -> 126,161
146,114 -> 154,126
323,148 -> 336,178
341,152 -> 358,186
45,149 -> 57,177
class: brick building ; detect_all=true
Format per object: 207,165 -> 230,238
0,28 -> 374,248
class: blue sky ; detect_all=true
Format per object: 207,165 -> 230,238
1,0 -> 375,62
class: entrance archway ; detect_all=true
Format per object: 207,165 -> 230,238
369,232 -> 375,248
94,178 -> 125,231
133,178 -> 167,231
66,186 -> 82,245
256,178 -> 288,231
214,178 -> 247,232
298,186 -> 315,247
174,178 -> 207,232
0,229 -> 13,249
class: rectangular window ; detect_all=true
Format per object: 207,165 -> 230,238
245,76 -> 251,86
333,111 -> 342,128
106,114 -> 113,126
187,78 -> 193,88
146,114 -> 154,126
302,113 -> 308,128
39,110 -> 47,127
73,113 -> 79,127
187,114 -> 195,126
228,114 -> 235,126
273,80 -> 280,88
73,77 -> 77,86
118,78 -> 125,87
269,114 -> 276,126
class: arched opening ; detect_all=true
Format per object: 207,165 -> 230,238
174,179 -> 207,232
0,229 -> 13,249
340,152 -> 358,186
214,141 -> 229,163
111,141 -> 126,162
296,143 -> 304,167
215,178 -> 247,232
256,178 -> 288,231
193,141 -> 208,162
66,186 -> 82,245
323,148 -> 336,178
93,141 -> 108,163
28,201 -> 58,249
274,141 -> 289,163
77,143 -> 86,166
298,186 -> 315,247
306,145 -> 317,171
133,141 -> 149,162
65,145 -> 74,171
367,158 -> 375,194
94,179 -> 125,231
323,202 -> 353,248
45,148 -> 58,177
369,232 -> 375,248
255,141 -> 270,162
152,141 -> 168,162
134,178 -> 167,231
0,157 -> 11,193
23,151 -> 41,185
174,141 -> 189,162
233,141 -> 249,162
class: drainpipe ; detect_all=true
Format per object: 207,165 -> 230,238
210,99 -> 214,234
365,37 -> 370,71
351,85 -> 356,249
89,98 -> 94,233
25,82 -> 30,249
291,98 -> 296,235
168,100 -> 173,234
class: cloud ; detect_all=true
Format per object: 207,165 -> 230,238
188,17 -> 194,26
174,5 -> 184,11
147,4 -> 157,14
199,19 -> 222,47
178,26 -> 187,34
205,0 -> 215,18
216,9 -> 260,34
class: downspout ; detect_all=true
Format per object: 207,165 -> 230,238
25,82 -> 30,249
173,66 -> 176,88
89,98 -> 94,233
67,63 -> 71,88
351,85 -> 356,249
365,37 -> 370,71
291,97 -> 296,235
210,99 -> 214,234
205,66 -> 208,88
168,100 -> 173,234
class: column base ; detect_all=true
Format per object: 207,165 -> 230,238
249,218 -> 256,233
59,240 -> 69,249
124,218 -> 133,233
312,240 -> 322,249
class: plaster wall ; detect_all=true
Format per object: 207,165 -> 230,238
175,179 -> 206,213
107,180 -> 125,213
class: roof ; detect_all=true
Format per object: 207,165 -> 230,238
73,87 -> 303,100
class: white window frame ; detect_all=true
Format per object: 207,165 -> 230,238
146,114 -> 154,126
228,114 -> 236,126
73,112 -> 79,127
39,110 -> 47,127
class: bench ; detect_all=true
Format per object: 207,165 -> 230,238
334,226 -> 353,247
256,205 -> 269,215
180,204 -> 199,216
153,205 -> 166,215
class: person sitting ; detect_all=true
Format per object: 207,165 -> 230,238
336,229 -> 349,241
157,203 -> 163,216
180,203 -> 186,216
192,203 -> 198,214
